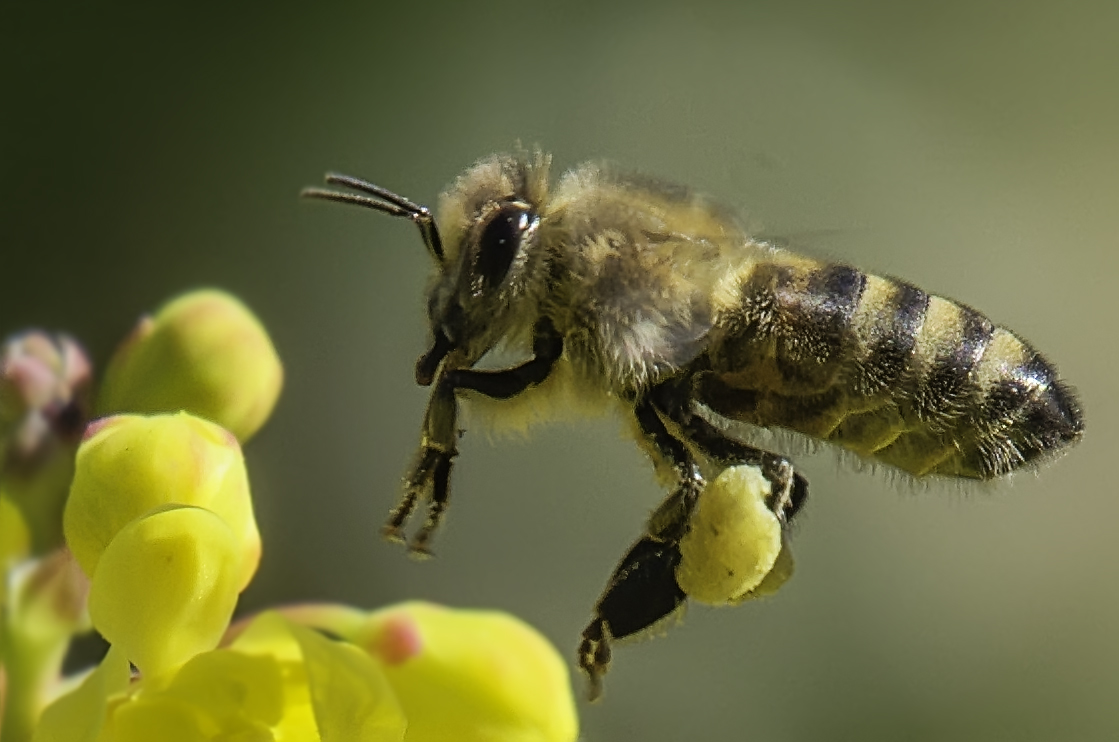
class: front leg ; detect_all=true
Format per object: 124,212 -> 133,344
385,319 -> 563,556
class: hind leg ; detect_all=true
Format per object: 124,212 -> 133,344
578,382 -> 807,699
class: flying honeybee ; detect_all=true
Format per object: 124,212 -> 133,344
303,151 -> 1083,699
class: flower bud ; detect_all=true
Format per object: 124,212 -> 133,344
0,331 -> 91,455
64,412 -> 260,591
355,602 -> 579,742
87,505 -> 242,678
676,465 -> 785,605
96,290 -> 282,442
1,331 -> 92,553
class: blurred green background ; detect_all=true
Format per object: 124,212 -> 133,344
3,1 -> 1117,739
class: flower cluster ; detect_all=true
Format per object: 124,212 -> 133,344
0,289 -> 579,742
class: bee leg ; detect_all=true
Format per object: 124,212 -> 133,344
387,381 -> 459,556
397,448 -> 455,558
389,320 -> 563,555
684,413 -> 808,522
650,378 -> 808,524
578,396 -> 702,699
578,532 -> 686,702
385,448 -> 435,543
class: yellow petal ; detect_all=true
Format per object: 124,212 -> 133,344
233,611 -> 407,741
87,505 -> 241,677
112,695 -> 210,742
291,620 -> 406,742
64,412 -> 260,590
96,289 -> 283,442
166,649 -> 286,729
676,464 -> 784,605
230,613 -> 322,740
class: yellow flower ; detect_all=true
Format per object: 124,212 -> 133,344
296,601 -> 580,742
96,290 -> 283,443
21,295 -> 580,740
33,612 -> 407,742
63,412 -> 260,678
35,601 -> 581,742
64,412 -> 260,592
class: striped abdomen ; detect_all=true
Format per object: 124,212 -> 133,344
700,257 -> 1083,478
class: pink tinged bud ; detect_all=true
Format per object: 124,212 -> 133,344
96,289 -> 283,443
370,613 -> 424,666
357,602 -> 579,742
0,331 -> 92,457
64,412 -> 260,592
0,332 -> 93,554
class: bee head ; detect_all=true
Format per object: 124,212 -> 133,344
302,152 -> 552,386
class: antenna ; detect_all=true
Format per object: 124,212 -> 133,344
302,173 -> 445,263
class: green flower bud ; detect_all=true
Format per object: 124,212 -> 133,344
676,465 -> 786,605
64,412 -> 260,591
97,290 -> 283,442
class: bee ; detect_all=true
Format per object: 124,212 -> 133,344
303,151 -> 1083,699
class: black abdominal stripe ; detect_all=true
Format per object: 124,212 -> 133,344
702,260 -> 1083,479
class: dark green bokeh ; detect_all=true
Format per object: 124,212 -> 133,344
3,2 -> 1117,739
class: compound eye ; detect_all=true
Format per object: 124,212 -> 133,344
475,203 -> 535,289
